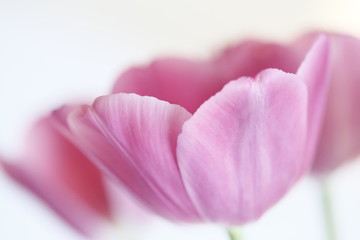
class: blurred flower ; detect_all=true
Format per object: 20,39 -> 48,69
1,110 -> 112,237
63,36 -> 329,224
293,33 -> 360,174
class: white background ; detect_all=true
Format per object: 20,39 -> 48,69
1,0 -> 360,239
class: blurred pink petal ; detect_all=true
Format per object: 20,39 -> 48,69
213,39 -> 301,81
295,33 -> 360,173
67,94 -> 200,221
1,115 -> 111,237
112,58 -> 224,113
177,69 -> 307,224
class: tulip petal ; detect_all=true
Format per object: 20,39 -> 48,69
296,35 -> 330,163
1,117 -> 111,236
177,69 -> 307,224
68,93 -> 199,221
214,40 -> 302,81
312,34 -> 360,172
112,58 -> 224,113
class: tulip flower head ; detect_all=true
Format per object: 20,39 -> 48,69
64,36 -> 330,225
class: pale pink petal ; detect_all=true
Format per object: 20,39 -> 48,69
311,34 -> 360,173
214,40 -> 302,82
112,58 -> 224,113
68,94 -> 200,221
296,35 -> 330,165
1,117 -> 111,237
292,31 -> 321,57
177,69 -> 307,224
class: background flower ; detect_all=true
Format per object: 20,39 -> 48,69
1,115 -> 112,237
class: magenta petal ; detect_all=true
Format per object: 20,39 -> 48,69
177,69 -> 307,224
1,117 -> 111,236
68,93 -> 199,221
112,58 -> 224,113
296,35 -> 330,164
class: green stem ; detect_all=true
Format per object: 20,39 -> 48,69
227,227 -> 243,240
320,179 -> 337,240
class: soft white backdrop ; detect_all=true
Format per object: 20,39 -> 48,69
1,0 -> 360,239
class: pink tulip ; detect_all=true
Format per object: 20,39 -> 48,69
292,32 -> 360,174
1,111 -> 112,237
63,36 -> 329,225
